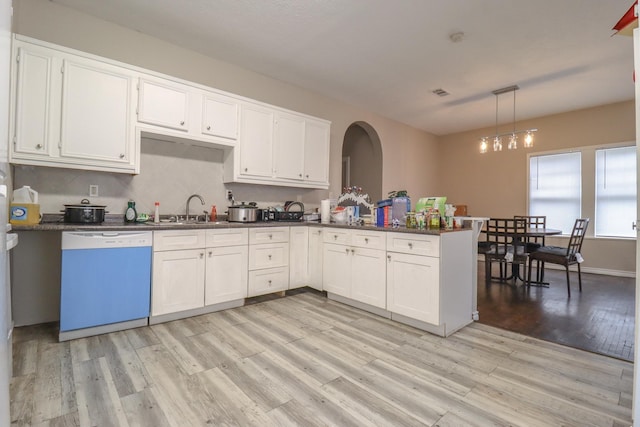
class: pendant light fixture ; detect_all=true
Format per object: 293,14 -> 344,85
479,85 -> 537,153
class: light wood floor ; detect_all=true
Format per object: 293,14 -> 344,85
10,290 -> 634,426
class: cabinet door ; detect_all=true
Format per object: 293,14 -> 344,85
152,249 -> 205,316
12,46 -> 55,158
239,103 -> 274,178
304,119 -> 330,183
202,93 -> 238,139
308,228 -> 323,291
350,247 -> 386,309
205,245 -> 248,305
274,112 -> 305,180
60,58 -> 133,164
322,243 -> 351,297
138,78 -> 189,131
289,227 -> 309,289
386,252 -> 439,325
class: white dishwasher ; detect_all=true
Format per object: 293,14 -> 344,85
60,231 -> 152,341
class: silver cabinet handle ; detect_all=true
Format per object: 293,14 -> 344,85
207,125 -> 211,130
199,252 -> 204,258
364,238 -> 369,244
345,248 -> 349,254
119,153 -> 125,159
306,174 -> 309,178
408,242 -> 413,249
180,121 -> 185,126
299,173 -> 303,177
268,234 -> 273,239
36,143 -> 42,149
244,168 -> 248,172
208,251 -> 212,257
334,235 -> 338,240
268,254 -> 272,260
268,280 -> 272,286
387,255 -> 391,262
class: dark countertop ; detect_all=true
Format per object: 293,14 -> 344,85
11,214 -> 471,236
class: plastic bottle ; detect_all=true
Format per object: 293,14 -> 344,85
125,200 -> 137,223
154,202 -> 160,223
210,205 -> 217,222
13,185 -> 38,203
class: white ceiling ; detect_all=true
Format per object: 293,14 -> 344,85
52,0 -> 636,136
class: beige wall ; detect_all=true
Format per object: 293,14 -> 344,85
439,100 -> 636,274
12,0 -> 440,213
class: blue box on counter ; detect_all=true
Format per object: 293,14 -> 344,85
376,207 -> 385,227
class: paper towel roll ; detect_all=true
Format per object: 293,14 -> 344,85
321,199 -> 330,224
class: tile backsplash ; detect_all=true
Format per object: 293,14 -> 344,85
13,138 -> 325,217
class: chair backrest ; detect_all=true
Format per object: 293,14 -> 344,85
485,218 -> 527,259
514,215 -> 546,244
566,218 -> 590,258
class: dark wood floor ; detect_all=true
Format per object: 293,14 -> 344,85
478,262 -> 635,361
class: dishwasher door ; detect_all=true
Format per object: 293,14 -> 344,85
60,231 -> 152,338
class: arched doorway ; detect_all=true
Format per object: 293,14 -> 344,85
342,122 -> 383,203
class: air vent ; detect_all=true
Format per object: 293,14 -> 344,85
432,88 -> 449,97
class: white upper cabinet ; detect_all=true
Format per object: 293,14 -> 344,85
238,102 -> 275,178
303,118 -> 330,184
10,38 -> 138,173
136,77 -> 239,147
137,78 -> 190,132
225,101 -> 330,189
60,57 -> 134,164
202,93 -> 238,140
274,112 -> 305,180
12,46 -> 53,158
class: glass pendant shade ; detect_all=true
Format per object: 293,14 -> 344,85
493,136 -> 502,151
508,133 -> 517,150
480,137 -> 488,154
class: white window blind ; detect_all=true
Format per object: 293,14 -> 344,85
529,152 -> 581,234
595,146 -> 636,238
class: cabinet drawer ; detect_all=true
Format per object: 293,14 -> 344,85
351,229 -> 385,250
154,230 -> 205,251
249,242 -> 289,270
386,232 -> 439,257
205,228 -> 248,247
248,267 -> 289,297
323,228 -> 351,245
249,227 -> 289,244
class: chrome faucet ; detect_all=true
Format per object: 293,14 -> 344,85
186,194 -> 205,221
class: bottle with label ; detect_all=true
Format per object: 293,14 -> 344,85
210,205 -> 217,222
125,200 -> 137,223
154,202 -> 160,223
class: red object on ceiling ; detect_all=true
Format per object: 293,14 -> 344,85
613,1 -> 638,36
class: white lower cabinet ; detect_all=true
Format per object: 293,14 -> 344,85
152,247 -> 205,316
322,228 -> 386,309
204,229 -> 248,306
289,226 -> 309,289
386,251 -> 439,324
152,229 -> 249,319
248,227 -> 289,297
307,227 -> 323,291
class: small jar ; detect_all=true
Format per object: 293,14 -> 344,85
406,212 -> 416,229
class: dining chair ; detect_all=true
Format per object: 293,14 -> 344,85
484,218 -> 528,285
514,215 -> 546,281
526,218 -> 590,297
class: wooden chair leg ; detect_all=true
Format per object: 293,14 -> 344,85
485,258 -> 491,285
565,266 -> 571,297
527,258 -> 533,287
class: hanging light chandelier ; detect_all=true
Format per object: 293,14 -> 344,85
479,85 -> 537,154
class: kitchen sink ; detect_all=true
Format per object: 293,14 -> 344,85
144,220 -> 229,226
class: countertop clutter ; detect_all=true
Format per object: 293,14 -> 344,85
11,213 -> 472,235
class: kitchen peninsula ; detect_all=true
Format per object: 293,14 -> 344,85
11,220 -> 475,339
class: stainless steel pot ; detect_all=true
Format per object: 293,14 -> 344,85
63,199 -> 107,224
227,202 -> 259,222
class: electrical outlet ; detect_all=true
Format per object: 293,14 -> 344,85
89,185 -> 99,197
226,190 -> 233,201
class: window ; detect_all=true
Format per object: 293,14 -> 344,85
595,146 -> 636,238
529,152 -> 581,234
